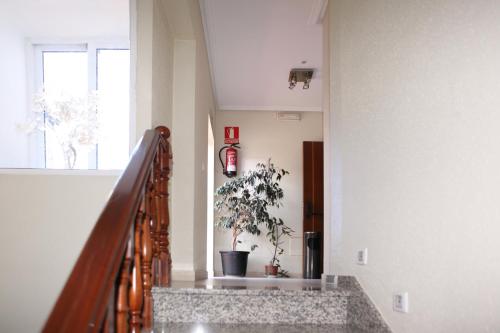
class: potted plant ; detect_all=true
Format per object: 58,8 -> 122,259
214,160 -> 289,277
265,217 -> 293,278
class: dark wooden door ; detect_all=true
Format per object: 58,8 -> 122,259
303,141 -> 324,275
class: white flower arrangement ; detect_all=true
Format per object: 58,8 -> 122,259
19,91 -> 99,169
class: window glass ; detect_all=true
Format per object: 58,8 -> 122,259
42,51 -> 90,169
35,46 -> 130,170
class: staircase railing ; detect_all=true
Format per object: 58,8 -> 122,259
42,126 -> 172,333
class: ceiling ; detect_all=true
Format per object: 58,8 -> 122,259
200,0 -> 325,112
0,0 -> 128,37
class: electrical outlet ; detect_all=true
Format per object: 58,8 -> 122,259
324,275 -> 338,286
357,248 -> 368,265
393,292 -> 409,313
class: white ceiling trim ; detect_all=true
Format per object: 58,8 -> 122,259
308,0 -> 328,25
199,0 -> 220,110
219,105 -> 322,112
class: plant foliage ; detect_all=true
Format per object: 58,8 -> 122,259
267,217 -> 293,277
215,160 -> 291,254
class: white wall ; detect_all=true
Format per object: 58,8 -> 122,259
151,1 -> 174,130
0,0 -> 129,167
0,172 -> 117,332
134,0 -> 174,142
321,2 -> 332,276
0,19 -> 29,167
328,1 -> 500,332
171,39 -> 197,279
214,111 -> 323,277
192,0 -> 216,277
150,0 -> 216,281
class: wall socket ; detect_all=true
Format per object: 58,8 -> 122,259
324,275 -> 338,286
393,292 -> 409,313
357,248 -> 368,265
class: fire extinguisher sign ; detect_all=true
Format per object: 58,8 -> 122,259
224,126 -> 239,144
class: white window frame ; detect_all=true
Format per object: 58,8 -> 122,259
27,38 -> 130,170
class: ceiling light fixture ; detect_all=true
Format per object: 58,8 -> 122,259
303,77 -> 311,90
288,68 -> 314,90
289,72 -> 297,89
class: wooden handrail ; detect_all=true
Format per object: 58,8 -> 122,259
42,126 -> 172,333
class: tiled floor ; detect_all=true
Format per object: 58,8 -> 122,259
153,323 -> 366,333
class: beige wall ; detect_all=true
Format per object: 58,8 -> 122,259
322,2 -> 332,276
133,0 -> 153,142
0,172 -> 117,332
192,0 -> 215,275
214,111 -> 323,277
151,0 -> 174,130
166,0 -> 216,281
328,1 -> 500,332
133,0 -> 174,143
171,39 -> 197,279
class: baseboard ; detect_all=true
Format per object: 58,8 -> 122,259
195,269 -> 208,280
214,271 -> 303,278
172,269 -> 208,281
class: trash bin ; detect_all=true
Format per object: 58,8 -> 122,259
303,231 -> 321,279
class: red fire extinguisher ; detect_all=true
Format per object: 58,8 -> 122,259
219,144 -> 240,177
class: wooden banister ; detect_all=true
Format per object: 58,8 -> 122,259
42,126 -> 172,333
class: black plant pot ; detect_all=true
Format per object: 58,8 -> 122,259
220,251 -> 249,277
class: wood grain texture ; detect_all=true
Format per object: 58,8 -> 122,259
129,211 -> 144,332
141,197 -> 154,328
303,141 -> 324,275
116,239 -> 132,333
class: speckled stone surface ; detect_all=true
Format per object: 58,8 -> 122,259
152,276 -> 391,332
153,322 -> 368,333
347,279 -> 392,333
153,291 -> 348,324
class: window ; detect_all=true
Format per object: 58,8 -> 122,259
33,42 -> 130,170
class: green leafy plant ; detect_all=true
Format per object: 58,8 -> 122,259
215,160 -> 290,253
267,217 -> 293,277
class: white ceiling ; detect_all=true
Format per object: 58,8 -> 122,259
0,0 -> 128,38
200,0 -> 325,112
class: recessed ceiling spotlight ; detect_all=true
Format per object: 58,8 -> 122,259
288,68 -> 313,90
289,72 -> 297,89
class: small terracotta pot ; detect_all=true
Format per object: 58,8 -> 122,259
265,264 -> 278,277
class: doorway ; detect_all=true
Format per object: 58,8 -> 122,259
303,141 -> 324,276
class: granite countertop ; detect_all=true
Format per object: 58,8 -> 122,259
153,275 -> 362,297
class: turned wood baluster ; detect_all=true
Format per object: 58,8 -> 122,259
152,153 -> 163,285
150,161 -> 160,286
156,126 -> 171,286
116,238 -> 132,333
129,202 -> 144,333
153,197 -> 162,286
142,185 -> 154,329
